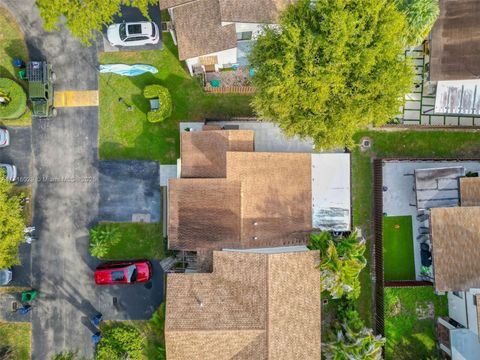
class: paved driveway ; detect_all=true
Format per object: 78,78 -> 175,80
101,4 -> 163,52
0,126 -> 32,183
0,1 -> 164,358
99,160 -> 161,222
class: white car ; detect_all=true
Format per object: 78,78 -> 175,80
0,129 -> 9,147
0,164 -> 17,181
107,21 -> 159,47
0,269 -> 12,286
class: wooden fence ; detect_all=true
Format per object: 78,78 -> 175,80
204,86 -> 256,94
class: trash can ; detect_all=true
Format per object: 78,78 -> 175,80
21,290 -> 38,302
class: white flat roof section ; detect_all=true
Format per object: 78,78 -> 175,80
311,153 -> 351,231
435,80 -> 480,115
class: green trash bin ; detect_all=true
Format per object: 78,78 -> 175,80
18,69 -> 27,80
21,290 -> 37,302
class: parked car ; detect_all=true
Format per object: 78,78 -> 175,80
0,268 -> 12,286
0,164 -> 17,181
0,129 -> 10,147
107,21 -> 159,47
94,260 -> 152,285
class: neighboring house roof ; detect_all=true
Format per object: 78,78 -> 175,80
165,250 -> 321,360
218,0 -> 294,23
430,0 -> 480,81
162,0 -> 294,60
430,207 -> 480,291
171,0 -> 237,60
168,151 -> 312,251
181,130 -> 254,178
460,177 -> 480,206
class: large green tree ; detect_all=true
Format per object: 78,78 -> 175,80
0,173 -> 26,268
36,0 -> 156,44
395,0 -> 439,46
250,0 -> 414,149
308,231 -> 366,299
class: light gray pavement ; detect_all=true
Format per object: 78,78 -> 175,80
0,1 -> 163,358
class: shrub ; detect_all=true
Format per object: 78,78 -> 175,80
0,78 -> 27,119
96,325 -> 145,360
89,225 -> 120,258
143,85 -> 172,123
0,172 -> 26,268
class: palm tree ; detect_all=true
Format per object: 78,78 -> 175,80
308,231 -> 366,299
89,225 -> 120,258
395,0 -> 440,46
323,323 -> 385,360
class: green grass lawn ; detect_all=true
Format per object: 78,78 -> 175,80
98,34 -> 253,163
95,222 -> 166,260
0,5 -> 31,127
352,130 -> 480,327
383,216 -> 415,281
384,286 -> 447,360
0,322 -> 31,360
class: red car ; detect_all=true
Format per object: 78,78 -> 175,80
94,260 -> 152,285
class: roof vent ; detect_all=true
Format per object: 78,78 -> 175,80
252,236 -> 258,240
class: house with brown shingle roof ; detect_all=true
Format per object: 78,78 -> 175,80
165,250 -> 321,360
428,176 -> 480,358
160,0 -> 295,74
167,128 -> 351,269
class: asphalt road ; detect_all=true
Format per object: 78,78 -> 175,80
0,1 -> 164,358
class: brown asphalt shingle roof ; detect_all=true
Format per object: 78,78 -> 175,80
168,178 -> 241,250
430,0 -> 480,81
430,207 -> 480,291
460,177 -> 480,206
181,130 -> 254,178
168,152 -> 312,251
170,0 -> 237,60
218,0 -> 294,23
165,250 -> 321,360
161,0 -> 295,59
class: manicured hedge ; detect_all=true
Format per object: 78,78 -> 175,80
0,78 -> 26,119
143,85 -> 172,123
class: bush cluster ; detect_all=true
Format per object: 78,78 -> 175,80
143,85 -> 172,123
0,78 -> 27,119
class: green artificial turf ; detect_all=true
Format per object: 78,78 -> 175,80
383,216 -> 415,281
96,222 -> 166,260
98,33 -> 253,163
384,286 -> 448,360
